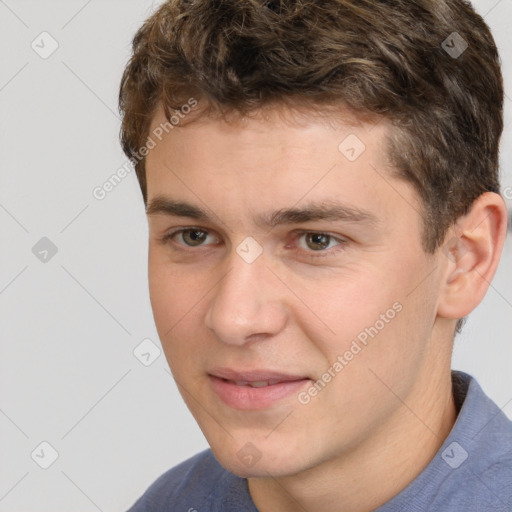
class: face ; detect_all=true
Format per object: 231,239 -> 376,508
145,104 -> 445,478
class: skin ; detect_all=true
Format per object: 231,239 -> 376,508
144,102 -> 507,512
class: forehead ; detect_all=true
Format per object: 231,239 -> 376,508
144,102 -> 421,231
148,101 -> 386,144
146,102 -> 393,175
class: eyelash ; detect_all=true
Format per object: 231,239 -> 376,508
159,227 -> 348,259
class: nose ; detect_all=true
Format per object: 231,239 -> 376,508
204,249 -> 288,346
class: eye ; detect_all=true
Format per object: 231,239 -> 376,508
295,231 -> 347,257
300,233 -> 338,251
163,228 -> 219,247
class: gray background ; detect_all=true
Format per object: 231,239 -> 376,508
0,1 -> 510,510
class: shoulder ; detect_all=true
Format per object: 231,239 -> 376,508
431,373 -> 512,511
433,455 -> 512,511
127,449 -> 232,511
378,372 -> 512,512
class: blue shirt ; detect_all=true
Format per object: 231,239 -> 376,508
128,371 -> 512,511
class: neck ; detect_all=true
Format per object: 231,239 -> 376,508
248,359 -> 457,512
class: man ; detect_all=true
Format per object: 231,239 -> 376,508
120,0 -> 511,510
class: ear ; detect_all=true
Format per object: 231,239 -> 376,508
437,192 -> 508,320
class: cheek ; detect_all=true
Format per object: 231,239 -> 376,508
293,269 -> 400,353
149,258 -> 192,341
297,255 -> 435,374
148,256 -> 210,370
148,255 -> 173,334
323,272 -> 438,402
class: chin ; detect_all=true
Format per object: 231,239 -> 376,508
219,455 -> 302,479
209,438 -> 313,479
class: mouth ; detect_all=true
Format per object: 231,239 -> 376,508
208,368 -> 311,410
228,379 -> 292,388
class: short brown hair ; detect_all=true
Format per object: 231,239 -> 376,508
118,0 -> 503,254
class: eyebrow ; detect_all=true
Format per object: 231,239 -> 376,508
146,196 -> 379,228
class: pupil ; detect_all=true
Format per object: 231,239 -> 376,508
185,230 -> 207,245
307,233 -> 329,250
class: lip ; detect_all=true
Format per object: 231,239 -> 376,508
208,368 -> 311,410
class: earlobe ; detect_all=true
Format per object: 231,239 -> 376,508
437,192 -> 508,320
